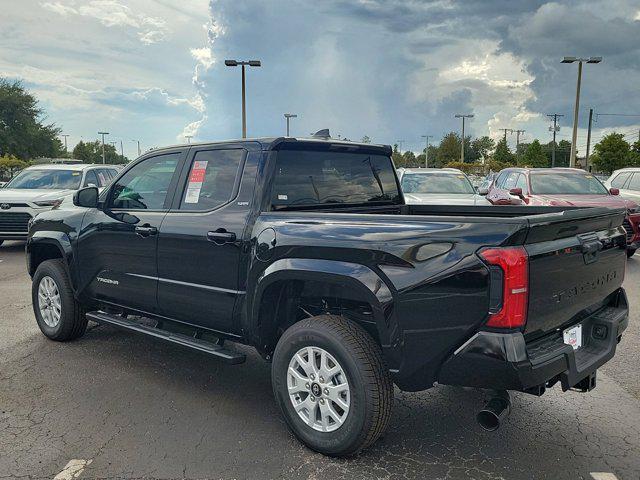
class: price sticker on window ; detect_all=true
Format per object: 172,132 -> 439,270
185,160 -> 208,203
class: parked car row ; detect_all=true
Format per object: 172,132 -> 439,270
0,164 -> 121,246
398,166 -> 640,258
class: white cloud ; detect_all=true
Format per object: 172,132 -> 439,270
41,0 -> 169,45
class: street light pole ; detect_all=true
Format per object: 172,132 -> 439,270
284,113 -> 297,136
61,134 -> 69,153
454,114 -> 474,162
185,135 -> 193,144
421,135 -> 433,168
225,59 -> 261,138
562,56 -> 602,167
98,131 -> 109,164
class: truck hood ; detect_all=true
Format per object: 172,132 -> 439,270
0,188 -> 75,203
403,193 -> 490,206
531,194 -> 638,210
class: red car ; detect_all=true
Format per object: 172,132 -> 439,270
482,167 -> 640,257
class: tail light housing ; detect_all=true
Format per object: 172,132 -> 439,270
479,246 -> 529,329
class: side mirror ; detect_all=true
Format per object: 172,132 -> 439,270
609,187 -> 620,196
73,186 -> 99,208
478,187 -> 489,196
509,187 -> 524,198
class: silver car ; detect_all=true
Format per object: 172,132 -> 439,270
604,168 -> 640,203
397,168 -> 491,205
0,164 -> 120,245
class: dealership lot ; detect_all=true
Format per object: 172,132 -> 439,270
1,241 -> 639,479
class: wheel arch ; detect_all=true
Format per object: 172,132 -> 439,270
26,233 -> 77,290
249,258 -> 395,357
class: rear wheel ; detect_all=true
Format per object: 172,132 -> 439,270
627,247 -> 636,258
32,259 -> 88,341
272,315 -> 393,457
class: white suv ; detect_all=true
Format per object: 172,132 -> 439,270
605,167 -> 640,203
0,164 -> 120,245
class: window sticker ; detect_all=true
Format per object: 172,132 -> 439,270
277,194 -> 288,200
72,172 -> 80,176
184,160 -> 208,203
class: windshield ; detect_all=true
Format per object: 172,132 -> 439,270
5,169 -> 82,190
401,172 -> 475,194
271,149 -> 401,209
529,172 -> 609,195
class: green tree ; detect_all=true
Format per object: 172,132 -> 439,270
471,136 -> 495,163
435,132 -> 461,167
360,135 -> 371,144
0,154 -> 29,180
0,78 -> 65,159
591,133 -> 633,174
492,137 -> 515,165
72,140 -> 128,164
519,139 -> 549,168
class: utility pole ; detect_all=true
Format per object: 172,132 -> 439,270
421,135 -> 433,168
185,135 -> 193,144
499,128 -> 513,143
455,114 -> 474,162
546,114 -> 563,167
561,56 -> 602,167
396,140 -> 405,153
61,134 -> 69,153
585,108 -> 594,170
284,113 -> 297,136
515,130 -> 525,154
225,59 -> 261,138
98,131 -> 109,165
120,139 -> 124,159
131,140 -> 141,156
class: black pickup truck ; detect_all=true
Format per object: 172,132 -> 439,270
27,136 -> 629,456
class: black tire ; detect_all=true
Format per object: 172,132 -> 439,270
32,259 -> 88,341
272,315 -> 393,457
627,248 -> 636,258
0,240 -> 4,246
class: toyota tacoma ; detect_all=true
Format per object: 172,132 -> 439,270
27,135 -> 629,456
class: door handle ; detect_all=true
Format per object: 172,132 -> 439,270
135,224 -> 158,237
207,229 -> 237,245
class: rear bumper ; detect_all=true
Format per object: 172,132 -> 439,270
438,288 -> 628,393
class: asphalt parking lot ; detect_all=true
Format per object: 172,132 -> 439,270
1,240 -> 639,480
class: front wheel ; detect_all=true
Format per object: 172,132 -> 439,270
272,315 -> 393,457
32,259 -> 88,341
627,247 -> 636,258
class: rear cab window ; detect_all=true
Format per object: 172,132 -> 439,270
610,172 -> 631,189
270,145 -> 401,210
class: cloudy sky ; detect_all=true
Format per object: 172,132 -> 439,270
2,0 -> 640,158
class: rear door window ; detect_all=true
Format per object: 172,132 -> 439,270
627,173 -> 640,191
179,149 -> 245,211
610,172 -> 631,189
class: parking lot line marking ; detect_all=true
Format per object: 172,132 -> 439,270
590,473 -> 619,480
53,459 -> 92,480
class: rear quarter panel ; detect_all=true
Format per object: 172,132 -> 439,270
248,211 -> 527,390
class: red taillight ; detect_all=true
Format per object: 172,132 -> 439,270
479,246 -> 529,329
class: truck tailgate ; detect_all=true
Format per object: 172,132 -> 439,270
523,207 -> 627,340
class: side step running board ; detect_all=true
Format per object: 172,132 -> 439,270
86,311 -> 246,364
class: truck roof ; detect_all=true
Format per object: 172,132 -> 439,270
148,137 -> 392,155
